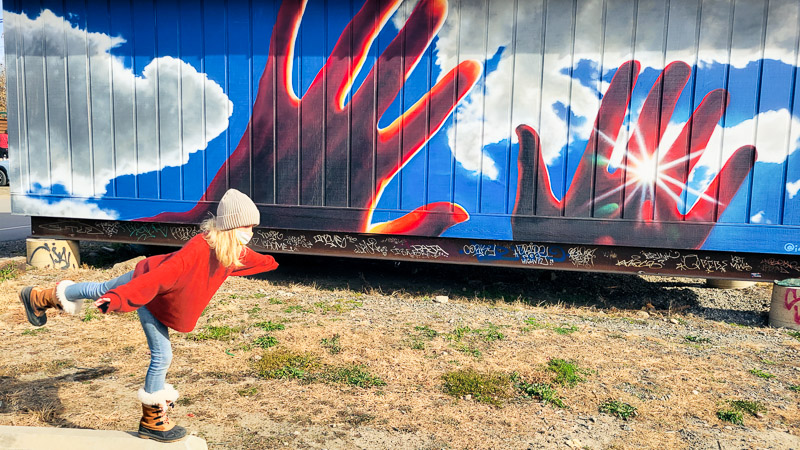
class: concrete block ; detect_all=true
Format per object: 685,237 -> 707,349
25,238 -> 80,270
0,425 -> 207,450
770,279 -> 800,330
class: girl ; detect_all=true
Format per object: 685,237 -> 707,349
18,189 -> 278,443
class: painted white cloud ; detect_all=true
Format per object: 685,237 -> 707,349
421,0 -> 800,180
8,10 -> 232,203
12,195 -> 118,219
788,179 -> 800,199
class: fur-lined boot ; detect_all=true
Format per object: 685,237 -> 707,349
18,281 -> 77,327
137,384 -> 187,442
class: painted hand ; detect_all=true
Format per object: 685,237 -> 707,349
151,0 -> 479,236
512,61 -> 757,248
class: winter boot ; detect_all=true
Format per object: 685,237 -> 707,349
18,281 -> 77,327
137,385 -> 187,443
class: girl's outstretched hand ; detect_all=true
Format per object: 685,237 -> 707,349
94,298 -> 111,313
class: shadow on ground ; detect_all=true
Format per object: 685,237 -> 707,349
263,253 -> 703,312
0,367 -> 115,428
78,243 -> 776,325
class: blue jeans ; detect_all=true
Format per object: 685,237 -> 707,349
64,271 -> 171,393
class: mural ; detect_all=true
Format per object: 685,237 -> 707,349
5,0 -> 800,255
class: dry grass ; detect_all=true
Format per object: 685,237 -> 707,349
0,254 -> 798,449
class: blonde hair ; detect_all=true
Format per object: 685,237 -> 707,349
201,218 -> 246,268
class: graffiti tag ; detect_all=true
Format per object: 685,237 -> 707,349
354,238 -> 388,256
784,288 -> 800,325
568,247 -> 597,267
391,245 -> 449,259
313,234 -> 357,248
676,254 -> 727,273
29,242 -> 77,270
760,258 -> 800,274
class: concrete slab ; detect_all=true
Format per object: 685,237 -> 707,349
0,426 -> 207,450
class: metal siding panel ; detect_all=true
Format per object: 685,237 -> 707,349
87,0 -> 116,198
537,0 -> 574,215
400,0 -> 436,213
719,0 -> 765,224
298,0 -> 325,206
202,0 -> 228,202
347,0 -> 379,211
479,0 -> 515,216
23,2 -> 51,195
451,0 -> 478,217
250,0 -> 277,205
619,0 -> 667,221
109,0 -> 136,199
6,5 -> 25,195
785,68 -> 800,226
750,0 -> 800,225
178,0 -> 206,202
156,0 -> 182,201
132,0 -> 159,199
652,0 -> 702,223
562,0 -> 604,218
376,2 -> 405,212
322,0 -> 353,208
593,0 -> 635,219
41,1 -> 71,196
508,0 -> 545,219
226,0 -> 253,197
64,0 -> 93,199
681,0 -> 733,223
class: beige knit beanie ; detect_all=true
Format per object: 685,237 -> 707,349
216,189 -> 260,231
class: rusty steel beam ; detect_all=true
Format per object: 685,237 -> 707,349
30,216 -> 800,281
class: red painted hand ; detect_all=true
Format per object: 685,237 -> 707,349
151,0 -> 479,236
512,61 -> 757,248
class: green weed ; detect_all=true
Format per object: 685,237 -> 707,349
456,344 -> 482,358
441,369 -> 513,406
414,325 -> 439,339
253,293 -> 267,299
684,335 -> 711,343
786,331 -> 800,341
82,308 -> 101,322
788,385 -> 800,392
553,325 -> 578,335
749,369 -> 775,379
727,400 -> 766,417
247,306 -> 262,316
0,265 -> 18,282
599,399 -> 638,420
321,334 -> 342,354
283,305 -> 311,314
237,387 -> 258,397
22,327 -> 49,336
516,381 -> 565,408
253,335 -> 278,349
717,409 -> 743,425
547,359 -> 589,387
255,321 -> 285,332
253,349 -> 319,380
322,364 -> 386,388
269,297 -> 284,304
189,325 -> 240,341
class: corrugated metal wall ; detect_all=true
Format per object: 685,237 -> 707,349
6,0 -> 800,252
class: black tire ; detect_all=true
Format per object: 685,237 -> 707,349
0,169 -> 7,186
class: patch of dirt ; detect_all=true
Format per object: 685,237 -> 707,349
1,240 -> 799,449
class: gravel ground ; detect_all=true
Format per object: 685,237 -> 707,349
1,237 -> 799,449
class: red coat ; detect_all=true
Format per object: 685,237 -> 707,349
104,234 -> 278,332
